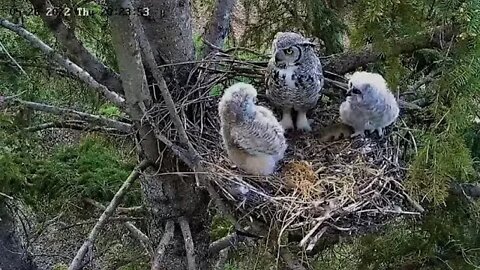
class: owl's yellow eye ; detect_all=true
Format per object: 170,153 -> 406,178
284,48 -> 293,55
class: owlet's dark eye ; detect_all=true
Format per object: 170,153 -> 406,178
284,48 -> 293,55
352,87 -> 361,94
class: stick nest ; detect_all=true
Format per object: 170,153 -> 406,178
155,53 -> 420,251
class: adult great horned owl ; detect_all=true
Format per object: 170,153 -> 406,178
265,32 -> 325,132
218,82 -> 287,175
339,71 -> 400,137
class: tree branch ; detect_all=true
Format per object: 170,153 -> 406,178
178,216 -> 197,270
83,198 -> 144,215
124,221 -> 152,255
27,0 -> 124,95
208,231 -> 249,256
23,120 -> 126,134
151,221 -> 175,270
68,160 -> 152,270
202,0 -> 237,57
10,99 -> 132,133
324,26 -> 457,74
0,19 -> 125,107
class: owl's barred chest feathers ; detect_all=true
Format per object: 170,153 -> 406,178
267,64 -> 323,110
276,66 -> 298,89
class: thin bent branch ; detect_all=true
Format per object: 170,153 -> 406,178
68,160 -> 152,270
0,19 -> 125,107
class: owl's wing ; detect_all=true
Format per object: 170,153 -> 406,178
265,58 -> 276,89
230,118 -> 285,156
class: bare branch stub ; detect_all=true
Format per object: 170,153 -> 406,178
68,160 -> 152,270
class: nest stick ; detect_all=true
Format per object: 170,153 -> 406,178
151,221 -> 175,270
68,160 -> 151,270
178,216 -> 197,270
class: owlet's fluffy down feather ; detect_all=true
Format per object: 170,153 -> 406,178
218,82 -> 287,175
340,71 -> 400,137
265,32 -> 325,132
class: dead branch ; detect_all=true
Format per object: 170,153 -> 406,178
23,120 -> 125,134
208,231 -> 249,256
68,160 -> 152,270
124,221 -> 152,255
83,198 -> 145,215
27,0 -> 124,95
151,221 -> 175,270
58,217 -> 145,231
178,216 -> 197,270
10,99 -> 132,133
202,0 -> 237,57
0,19 -> 125,107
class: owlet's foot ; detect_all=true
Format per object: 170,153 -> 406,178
296,111 -> 312,132
280,109 -> 294,130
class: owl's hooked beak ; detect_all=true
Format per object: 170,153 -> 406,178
345,89 -> 352,97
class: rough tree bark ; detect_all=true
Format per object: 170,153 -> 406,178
203,0 -> 238,57
109,0 -> 211,269
0,203 -> 37,270
136,0 -> 196,87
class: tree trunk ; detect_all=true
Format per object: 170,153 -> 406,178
0,203 -> 37,270
203,0 -> 237,56
110,0 -> 211,269
137,0 -> 196,87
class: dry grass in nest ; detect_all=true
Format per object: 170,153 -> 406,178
283,161 -> 321,199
